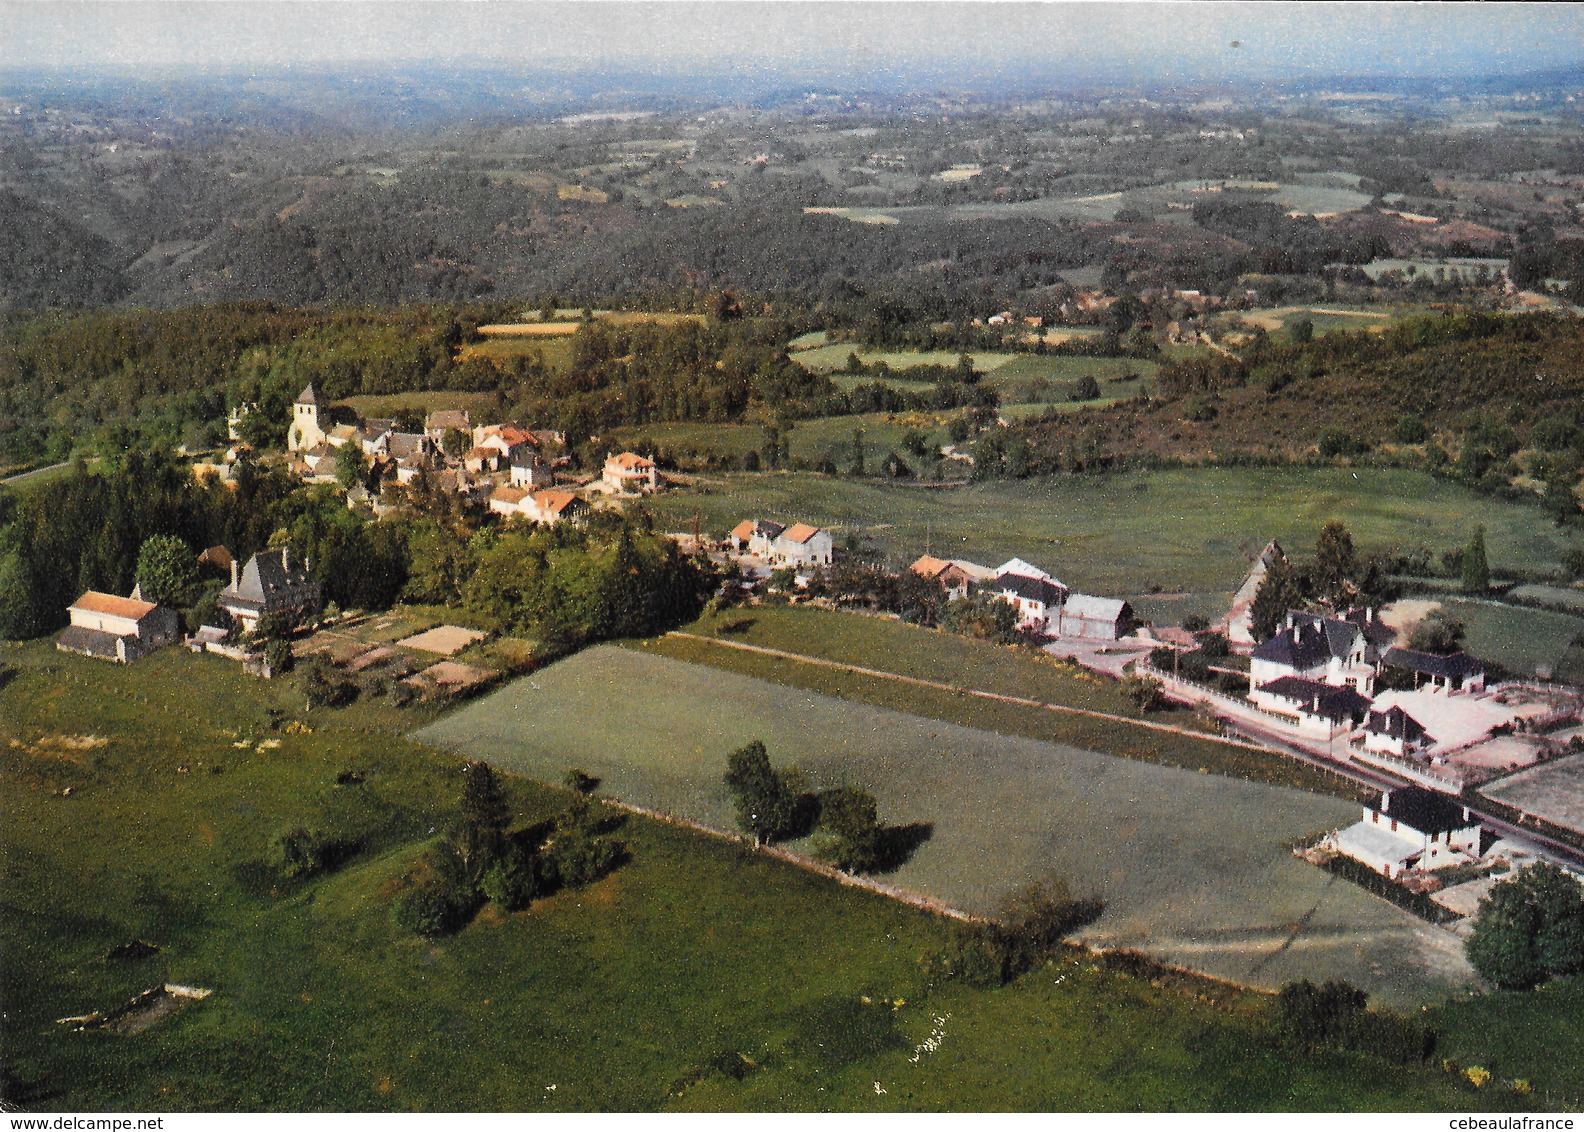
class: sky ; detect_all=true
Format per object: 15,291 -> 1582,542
2,1 -> 1581,85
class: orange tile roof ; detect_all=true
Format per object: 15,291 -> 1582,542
782,522 -> 821,544
730,519 -> 756,541
533,489 -> 580,515
609,452 -> 654,471
910,554 -> 952,578
71,591 -> 157,620
491,486 -> 530,505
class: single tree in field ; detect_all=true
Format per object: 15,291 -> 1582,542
1461,525 -> 1491,594
134,534 -> 200,606
460,760 -> 511,865
849,427 -> 866,477
724,740 -> 798,846
815,785 -> 885,874
1313,521 -> 1355,606
1249,555 -> 1305,642
1466,863 -> 1584,989
1407,611 -> 1467,655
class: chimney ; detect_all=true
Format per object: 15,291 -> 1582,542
1380,790 -> 1390,813
230,557 -> 239,591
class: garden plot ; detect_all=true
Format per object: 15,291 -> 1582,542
415,646 -> 1476,1006
397,625 -> 487,656
1482,754 -> 1584,836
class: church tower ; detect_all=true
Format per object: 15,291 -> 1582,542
289,383 -> 328,452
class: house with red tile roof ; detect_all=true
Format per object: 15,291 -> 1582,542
602,452 -> 660,493
58,591 -> 180,662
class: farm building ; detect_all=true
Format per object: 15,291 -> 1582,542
1221,539 -> 1286,647
910,555 -> 994,600
1327,786 -> 1481,879
772,523 -> 834,568
1382,648 -> 1486,695
464,446 -> 505,475
288,383 -> 328,453
1057,594 -> 1137,640
57,591 -> 181,663
729,519 -> 784,558
489,485 -> 532,519
1248,609 -> 1392,696
425,410 -> 472,444
603,452 -> 660,493
216,547 -> 322,635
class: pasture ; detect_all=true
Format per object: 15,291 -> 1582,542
1434,598 -> 1584,684
610,412 -> 958,467
792,345 -> 1021,375
645,467 -> 1577,595
337,390 -> 503,420
416,645 -> 1475,1006
1,642 -> 1503,1111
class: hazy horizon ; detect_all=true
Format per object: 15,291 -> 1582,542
3,1 -> 1582,89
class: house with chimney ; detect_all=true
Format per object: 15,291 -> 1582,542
729,519 -> 785,558
1326,785 -> 1481,879
603,452 -> 660,494
215,547 -> 322,634
910,555 -> 995,600
770,523 -> 833,568
980,559 -> 1068,632
1249,609 -> 1393,698
57,591 -> 181,663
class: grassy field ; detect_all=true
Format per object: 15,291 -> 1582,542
792,346 -> 1022,375
1428,978 -> 1584,1104
610,412 -> 959,466
0,640 -> 1515,1111
456,335 -> 576,372
1434,598 -> 1584,683
645,467 -> 1576,595
417,644 -> 1473,1007
641,606 -> 1362,799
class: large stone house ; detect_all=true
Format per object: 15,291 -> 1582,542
603,452 -> 660,494
216,548 -> 322,634
1328,786 -> 1481,879
57,591 -> 181,662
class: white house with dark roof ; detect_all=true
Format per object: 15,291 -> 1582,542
58,591 -> 180,662
1361,704 -> 1435,758
983,559 -> 1068,632
1250,675 -> 1374,737
1249,609 -> 1393,696
216,548 -> 322,634
1327,786 -> 1481,879
508,443 -> 552,488
1382,648 -> 1486,695
729,519 -> 785,558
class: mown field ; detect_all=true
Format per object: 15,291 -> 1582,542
645,467 -> 1576,595
416,644 -> 1472,1007
641,605 -> 1358,798
610,411 -> 960,467
1,639 -> 1521,1112
1433,598 -> 1584,684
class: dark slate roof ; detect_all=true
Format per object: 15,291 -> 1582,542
753,519 -> 785,539
1258,676 -> 1373,721
1376,786 -> 1475,835
509,443 -> 541,467
985,572 -> 1066,607
1366,705 -> 1432,743
1251,620 -> 1336,668
1255,610 -> 1389,667
386,433 -> 432,461
295,383 -> 325,407
226,548 -> 320,613
1383,648 -> 1484,679
57,625 -> 122,658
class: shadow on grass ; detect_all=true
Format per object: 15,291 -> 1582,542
873,820 -> 934,874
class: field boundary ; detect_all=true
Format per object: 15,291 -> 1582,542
665,631 -> 1279,754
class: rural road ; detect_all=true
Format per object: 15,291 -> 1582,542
0,460 -> 70,485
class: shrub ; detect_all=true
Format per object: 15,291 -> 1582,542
1394,415 -> 1430,444
269,827 -> 352,879
1069,375 -> 1101,401
1273,979 -> 1436,1065
480,844 -> 554,912
1181,613 -> 1209,632
548,827 -> 624,889
264,637 -> 294,676
1318,426 -> 1367,458
1466,862 -> 1584,989
393,880 -> 479,938
814,785 -> 885,874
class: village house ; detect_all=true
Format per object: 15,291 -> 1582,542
508,444 -> 553,488
215,547 -> 322,635
909,555 -> 995,600
771,523 -> 834,568
1361,704 -> 1436,758
425,409 -> 472,445
227,402 -> 256,442
57,591 -> 181,663
1327,786 -> 1482,880
326,423 -> 363,450
729,518 -> 786,558
360,419 -> 396,457
288,383 -> 329,453
524,489 -> 588,525
1249,675 -> 1373,737
603,452 -> 660,494
1248,609 -> 1393,696
982,559 -> 1068,632
473,423 -> 536,455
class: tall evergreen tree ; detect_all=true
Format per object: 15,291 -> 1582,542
1250,556 -> 1305,642
1461,525 -> 1491,594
